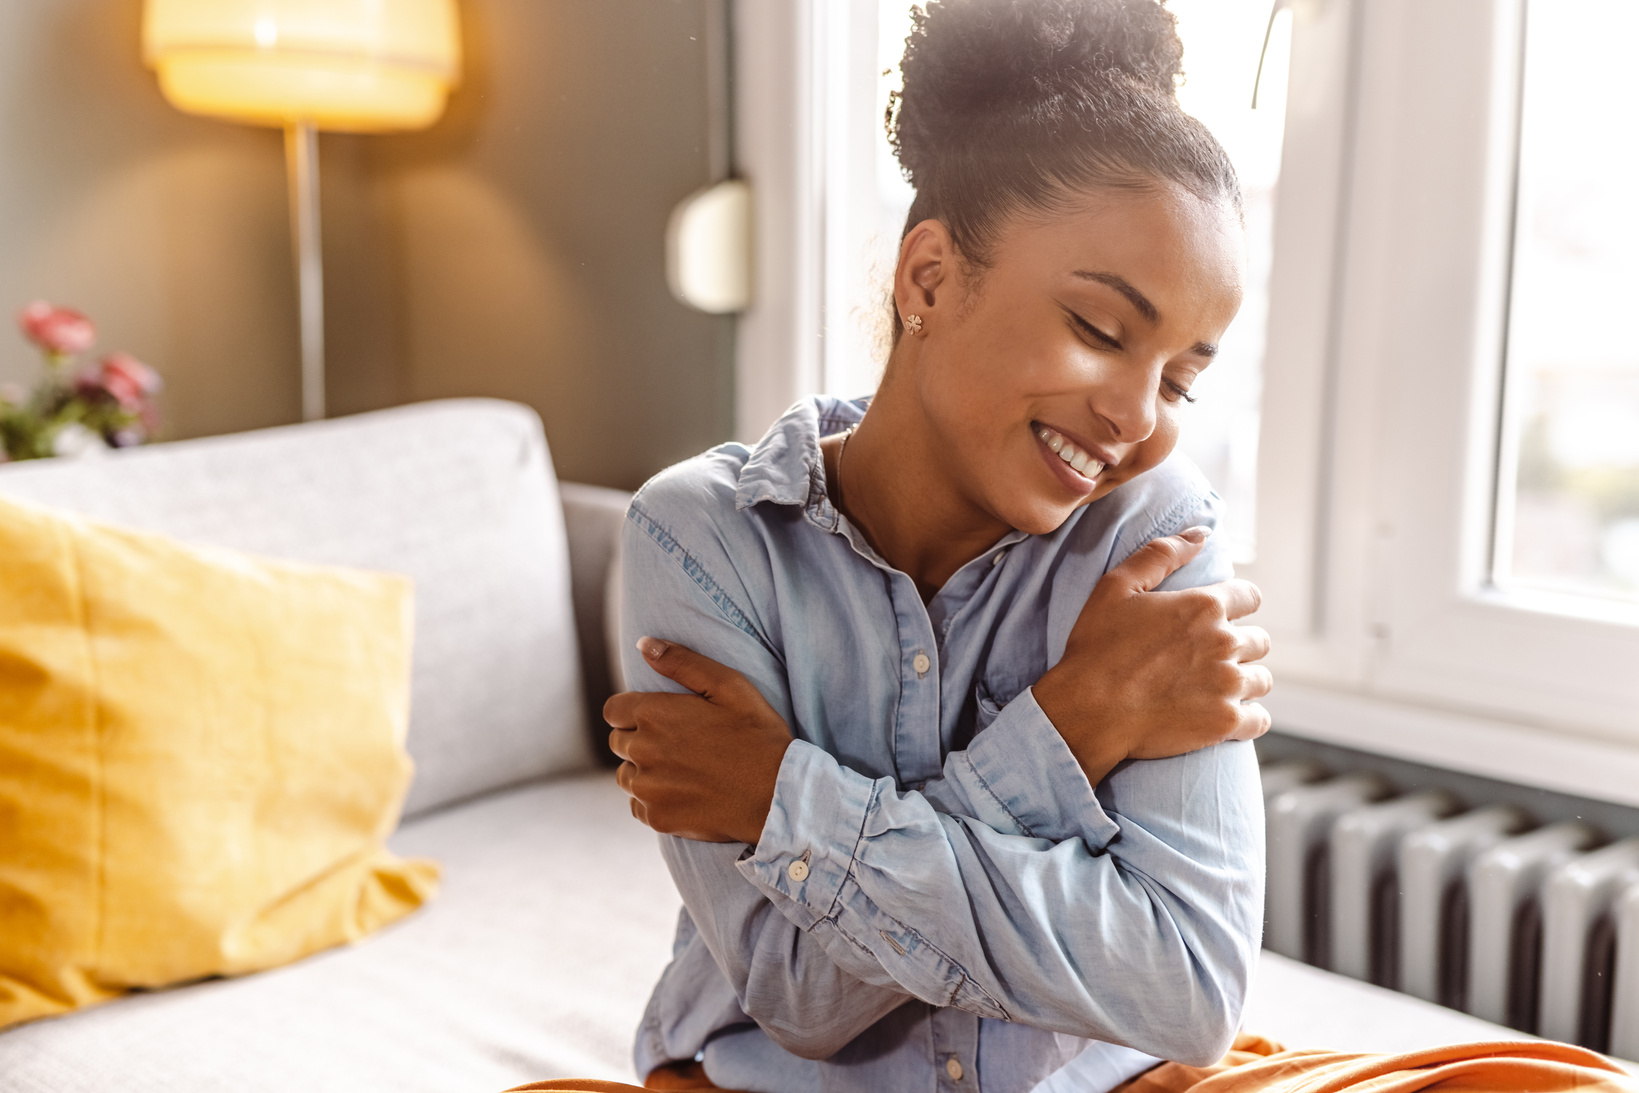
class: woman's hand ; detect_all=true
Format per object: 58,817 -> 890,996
1032,527 -> 1272,788
603,638 -> 794,845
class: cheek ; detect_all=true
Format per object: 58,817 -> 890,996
917,336 -> 1035,436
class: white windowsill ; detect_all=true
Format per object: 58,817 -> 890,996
1264,681 -> 1639,810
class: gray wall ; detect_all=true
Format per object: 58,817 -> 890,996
0,0 -> 733,490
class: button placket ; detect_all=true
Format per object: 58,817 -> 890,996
931,1005 -> 979,1090
886,569 -> 943,787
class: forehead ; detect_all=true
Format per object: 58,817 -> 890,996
995,184 -> 1246,317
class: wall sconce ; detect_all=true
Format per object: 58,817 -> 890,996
142,0 -> 462,421
667,179 -> 753,315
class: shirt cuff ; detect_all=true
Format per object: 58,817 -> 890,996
960,685 -> 1121,848
736,739 -> 876,929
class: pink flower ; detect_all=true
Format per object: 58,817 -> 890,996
17,301 -> 96,356
98,352 -> 162,410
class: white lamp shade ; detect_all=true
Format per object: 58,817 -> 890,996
143,0 -> 461,132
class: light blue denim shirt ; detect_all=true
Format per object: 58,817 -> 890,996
621,397 -> 1264,1093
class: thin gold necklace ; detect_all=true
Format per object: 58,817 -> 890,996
833,425 -> 857,514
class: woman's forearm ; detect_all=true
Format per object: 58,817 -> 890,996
736,728 -> 1265,1065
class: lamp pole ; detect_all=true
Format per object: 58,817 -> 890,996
284,121 -> 324,422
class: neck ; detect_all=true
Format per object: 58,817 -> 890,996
830,370 -> 1012,601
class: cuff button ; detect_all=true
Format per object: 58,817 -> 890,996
787,859 -> 810,882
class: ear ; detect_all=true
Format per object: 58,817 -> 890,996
893,219 -> 955,324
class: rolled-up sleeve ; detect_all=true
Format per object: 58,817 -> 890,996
737,725 -> 1263,1062
621,502 -> 917,1066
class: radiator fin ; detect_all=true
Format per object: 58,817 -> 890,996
1399,805 -> 1527,1008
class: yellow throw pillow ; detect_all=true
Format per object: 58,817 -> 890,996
0,492 -> 439,1029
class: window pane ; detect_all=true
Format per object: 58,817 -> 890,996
1497,0 -> 1639,601
1171,0 -> 1290,564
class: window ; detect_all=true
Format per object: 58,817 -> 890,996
1494,0 -> 1639,607
1251,0 -> 1639,774
1170,0 -> 1292,562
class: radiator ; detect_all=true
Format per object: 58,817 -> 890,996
1261,757 -> 1639,1059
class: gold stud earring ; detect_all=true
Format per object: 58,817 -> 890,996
904,314 -> 924,335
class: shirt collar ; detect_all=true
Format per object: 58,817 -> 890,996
733,395 -> 868,514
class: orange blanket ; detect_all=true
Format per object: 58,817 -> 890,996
504,1033 -> 1639,1092
1114,1032 -> 1636,1092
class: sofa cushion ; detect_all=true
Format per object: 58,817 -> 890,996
0,772 -> 680,1092
0,399 -> 591,816
0,493 -> 438,1030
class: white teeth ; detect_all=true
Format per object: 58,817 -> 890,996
1036,423 -> 1105,480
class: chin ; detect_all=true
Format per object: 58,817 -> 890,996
1000,497 -> 1082,537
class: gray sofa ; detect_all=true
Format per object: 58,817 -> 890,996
0,399 -> 1535,1091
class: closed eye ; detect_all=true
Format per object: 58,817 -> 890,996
1065,309 -> 1121,351
1163,378 -> 1198,404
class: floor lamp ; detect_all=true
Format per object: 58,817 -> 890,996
142,0 -> 462,422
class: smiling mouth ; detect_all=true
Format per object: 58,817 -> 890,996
1034,422 -> 1106,481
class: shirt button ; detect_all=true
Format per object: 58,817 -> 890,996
787,859 -> 809,882
912,652 -> 931,675
945,1057 -> 964,1082
991,550 -> 1006,566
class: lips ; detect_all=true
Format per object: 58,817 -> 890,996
1033,422 -> 1107,482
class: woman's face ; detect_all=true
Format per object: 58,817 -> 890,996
898,183 -> 1245,536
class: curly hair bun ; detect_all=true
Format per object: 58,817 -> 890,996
883,0 -> 1235,282
892,0 -> 1185,191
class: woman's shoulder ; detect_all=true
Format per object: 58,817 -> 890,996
623,441 -> 807,649
1060,451 -> 1233,588
627,442 -> 760,550
1097,450 -> 1220,537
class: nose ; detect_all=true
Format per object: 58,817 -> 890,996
1087,357 -> 1159,443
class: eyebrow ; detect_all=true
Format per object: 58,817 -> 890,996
1072,270 -> 1160,325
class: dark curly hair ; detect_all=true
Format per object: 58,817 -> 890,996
886,0 -> 1241,337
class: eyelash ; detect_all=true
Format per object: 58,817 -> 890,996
1068,311 -> 1199,405
1163,379 -> 1198,404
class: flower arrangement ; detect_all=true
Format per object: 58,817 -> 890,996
1,301 -> 162,462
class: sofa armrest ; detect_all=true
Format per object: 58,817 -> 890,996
560,482 -> 632,765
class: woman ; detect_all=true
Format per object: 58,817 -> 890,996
511,1 -> 1637,1091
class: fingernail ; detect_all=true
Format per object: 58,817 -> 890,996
1178,525 -> 1213,544
636,636 -> 669,660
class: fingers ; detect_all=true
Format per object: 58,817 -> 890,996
1201,579 -> 1263,622
1239,663 -> 1273,700
604,691 -> 709,734
603,692 -> 641,728
1230,701 -> 1272,741
1105,528 -> 1211,593
635,637 -> 750,701
1234,625 -> 1272,664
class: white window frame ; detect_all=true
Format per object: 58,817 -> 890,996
733,0 -> 881,443
1254,0 -> 1639,805
734,0 -> 1639,805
